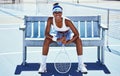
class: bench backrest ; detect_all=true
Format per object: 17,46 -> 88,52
24,16 -> 101,39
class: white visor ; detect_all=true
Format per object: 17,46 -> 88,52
53,7 -> 62,13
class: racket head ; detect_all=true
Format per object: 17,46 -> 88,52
54,62 -> 71,73
54,46 -> 71,74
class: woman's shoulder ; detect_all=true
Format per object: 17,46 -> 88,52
63,16 -> 71,21
64,16 -> 72,23
48,16 -> 53,20
47,16 -> 54,24
47,16 -> 53,23
63,16 -> 73,27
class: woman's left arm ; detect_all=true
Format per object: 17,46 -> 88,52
66,19 -> 80,44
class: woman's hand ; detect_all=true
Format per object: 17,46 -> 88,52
57,36 -> 67,44
61,36 -> 66,44
66,40 -> 71,44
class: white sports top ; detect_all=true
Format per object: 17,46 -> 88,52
52,17 -> 70,32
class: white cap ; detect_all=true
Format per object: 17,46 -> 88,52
53,7 -> 62,13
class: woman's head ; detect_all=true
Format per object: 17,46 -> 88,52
52,3 -> 63,13
52,3 -> 63,19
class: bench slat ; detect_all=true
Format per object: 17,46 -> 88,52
25,16 -> 99,22
24,39 -> 103,47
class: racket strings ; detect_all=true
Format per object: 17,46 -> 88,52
55,63 -> 71,73
54,45 -> 71,73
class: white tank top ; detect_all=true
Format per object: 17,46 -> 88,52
52,17 -> 70,32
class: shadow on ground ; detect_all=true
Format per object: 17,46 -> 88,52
15,62 -> 110,76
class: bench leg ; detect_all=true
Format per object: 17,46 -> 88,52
101,46 -> 105,64
97,46 -> 101,63
97,46 -> 105,65
22,46 -> 27,65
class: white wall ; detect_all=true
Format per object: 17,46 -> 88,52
23,0 -> 48,3
0,0 -> 12,4
53,0 -> 101,3
22,0 -> 101,3
23,0 -> 36,3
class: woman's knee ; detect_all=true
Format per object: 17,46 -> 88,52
44,37 -> 53,44
74,37 -> 82,43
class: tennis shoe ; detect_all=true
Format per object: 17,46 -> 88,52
77,64 -> 88,74
38,64 -> 47,74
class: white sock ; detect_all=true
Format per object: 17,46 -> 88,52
41,55 -> 47,65
78,55 -> 84,65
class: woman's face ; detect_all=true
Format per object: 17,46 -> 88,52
53,12 -> 62,20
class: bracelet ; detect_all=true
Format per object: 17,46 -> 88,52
52,36 -> 57,41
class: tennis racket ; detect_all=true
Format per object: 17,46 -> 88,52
54,44 -> 71,74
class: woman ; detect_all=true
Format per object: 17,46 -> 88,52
38,3 -> 87,74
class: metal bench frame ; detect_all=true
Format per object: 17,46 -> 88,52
19,16 -> 108,65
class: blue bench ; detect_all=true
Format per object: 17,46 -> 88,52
19,16 -> 108,65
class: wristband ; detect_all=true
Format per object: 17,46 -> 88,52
52,36 -> 57,41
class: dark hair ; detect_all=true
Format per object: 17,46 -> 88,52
53,3 -> 59,6
52,3 -> 63,10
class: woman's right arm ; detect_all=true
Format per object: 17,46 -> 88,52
45,17 -> 53,39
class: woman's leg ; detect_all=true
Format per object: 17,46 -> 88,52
74,37 -> 88,74
74,37 -> 83,55
38,37 -> 53,73
42,37 -> 53,55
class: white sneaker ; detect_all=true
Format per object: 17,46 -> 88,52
77,64 -> 88,74
38,64 -> 47,74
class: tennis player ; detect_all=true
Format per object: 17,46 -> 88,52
38,3 -> 87,74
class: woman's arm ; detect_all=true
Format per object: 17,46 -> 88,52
45,17 -> 53,39
66,19 -> 80,44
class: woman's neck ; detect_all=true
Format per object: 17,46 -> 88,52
55,17 -> 62,23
